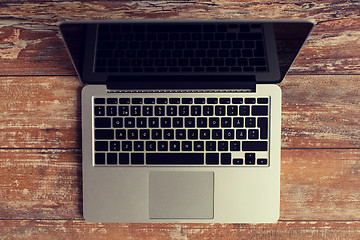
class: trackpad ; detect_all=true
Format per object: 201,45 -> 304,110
149,171 -> 214,219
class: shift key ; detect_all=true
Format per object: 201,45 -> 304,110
242,141 -> 267,151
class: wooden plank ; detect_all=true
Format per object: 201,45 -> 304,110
0,149 -> 359,220
1,220 -> 360,240
0,75 -> 359,149
0,2 -> 359,75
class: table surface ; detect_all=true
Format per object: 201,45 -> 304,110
0,1 -> 359,239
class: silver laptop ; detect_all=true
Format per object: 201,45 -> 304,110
60,20 -> 314,223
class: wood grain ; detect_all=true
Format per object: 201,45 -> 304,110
0,1 -> 359,75
0,75 -> 358,149
1,149 -> 359,221
1,220 -> 360,240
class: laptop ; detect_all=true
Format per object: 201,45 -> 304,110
59,20 -> 314,223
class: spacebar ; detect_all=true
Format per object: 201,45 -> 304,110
146,153 -> 204,165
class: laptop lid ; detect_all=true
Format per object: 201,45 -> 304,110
59,20 -> 314,89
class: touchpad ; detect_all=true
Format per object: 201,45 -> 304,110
149,171 -> 214,219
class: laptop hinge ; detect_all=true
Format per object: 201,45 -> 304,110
106,75 -> 256,92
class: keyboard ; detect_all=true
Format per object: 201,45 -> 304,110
93,96 -> 270,166
95,22 -> 268,73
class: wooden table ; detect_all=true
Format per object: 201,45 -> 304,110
1,1 -> 359,239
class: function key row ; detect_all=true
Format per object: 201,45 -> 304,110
94,97 -> 268,105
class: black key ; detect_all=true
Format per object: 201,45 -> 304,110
173,118 -> 183,128
167,106 -> 177,116
245,98 -> 256,104
146,153 -> 204,165
221,153 -> 231,165
94,98 -> 105,104
115,129 -> 126,139
170,141 -> 181,151
218,141 -> 228,151
157,98 -> 168,104
95,129 -> 114,140
94,106 -> 105,116
203,106 -> 214,116
197,118 -> 207,128
158,141 -> 168,151
95,118 -> 111,128
220,98 -> 230,104
245,117 -> 256,127
95,153 -> 105,165
143,106 -> 153,116
215,106 -> 226,116
224,129 -> 234,139
239,106 -> 250,115
195,98 -> 205,104
227,105 -> 238,116
179,106 -> 189,116
136,118 -> 147,128
206,141 -> 216,151
128,129 -> 138,139
155,106 -> 165,116
130,106 -> 141,116
182,141 -> 192,151
182,98 -> 193,104
207,98 -> 218,104
107,153 -> 117,165
206,153 -> 219,165
230,141 -> 241,151
95,141 -> 108,151
122,141 -> 132,151
257,98 -> 268,104
191,106 -> 201,116
185,117 -> 196,127
119,106 -> 129,116
132,98 -> 143,104
258,117 -> 268,139
149,118 -> 159,128
236,129 -> 246,139
170,98 -> 180,104
233,158 -> 243,165
152,129 -> 162,139
106,106 -> 117,116
109,141 -> 120,151
242,141 -> 267,151
146,141 -> 156,151
107,98 -> 118,104
119,153 -> 130,164
134,141 -> 144,151
140,129 -> 150,139
144,98 -> 155,104
232,98 -> 243,104
194,141 -> 204,151
212,129 -> 222,139
125,117 -> 136,128
164,129 -> 174,139
119,98 -> 130,104
113,118 -> 123,128
233,117 -> 244,127
252,106 -> 268,116
161,117 -> 171,128
200,129 -> 210,139
248,129 -> 259,139
188,129 -> 198,139
245,153 -> 255,165
132,153 -> 144,164
257,159 -> 268,165
209,117 -> 220,128
176,129 -> 186,139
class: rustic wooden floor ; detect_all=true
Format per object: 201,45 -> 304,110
0,1 -> 359,239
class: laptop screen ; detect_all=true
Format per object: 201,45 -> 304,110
60,20 -> 314,87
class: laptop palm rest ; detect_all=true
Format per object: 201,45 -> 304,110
149,171 -> 214,219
